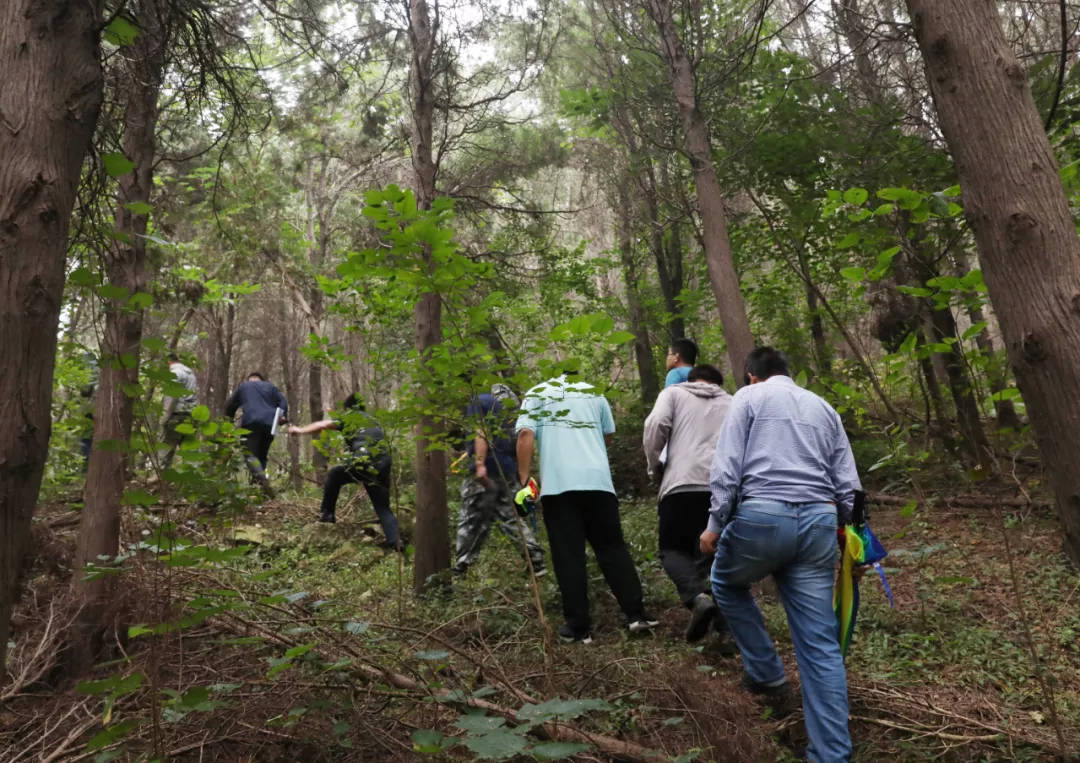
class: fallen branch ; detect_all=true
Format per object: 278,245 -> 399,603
851,714 -> 1001,743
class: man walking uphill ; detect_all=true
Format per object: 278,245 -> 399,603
516,368 -> 656,643
664,338 -> 697,387
454,383 -> 546,577
225,372 -> 288,498
643,363 -> 732,643
161,353 -> 198,469
700,347 -> 860,762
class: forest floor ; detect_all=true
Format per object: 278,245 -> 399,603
2,462 -> 1079,762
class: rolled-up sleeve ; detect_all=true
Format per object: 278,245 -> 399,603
708,395 -> 750,533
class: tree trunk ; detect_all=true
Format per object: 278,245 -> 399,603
796,246 -> 832,377
409,0 -> 450,589
906,0 -> 1080,563
645,163 -> 685,343
72,0 -> 168,674
617,182 -> 660,404
644,0 -> 755,383
0,0 -> 104,674
926,302 -> 993,470
308,287 -> 327,483
278,299 -> 303,491
968,303 -> 1022,431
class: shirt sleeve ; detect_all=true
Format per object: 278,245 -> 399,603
708,393 -> 751,534
224,386 -> 241,418
515,391 -> 540,433
642,389 -> 674,474
828,412 -> 862,525
599,396 -> 615,435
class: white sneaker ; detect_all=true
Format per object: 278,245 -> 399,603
627,614 -> 660,633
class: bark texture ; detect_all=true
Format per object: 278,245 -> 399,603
0,0 -> 104,674
72,0 -> 169,674
409,0 -> 450,589
644,0 -> 755,382
617,181 -> 660,404
906,0 -> 1080,562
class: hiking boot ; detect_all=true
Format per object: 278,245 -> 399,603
379,539 -> 403,552
451,561 -> 469,576
627,613 -> 660,633
318,513 -> 336,523
557,623 -> 593,644
533,566 -> 548,578
741,673 -> 795,719
686,593 -> 718,643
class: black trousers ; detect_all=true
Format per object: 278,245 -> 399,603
658,491 -> 712,607
541,490 -> 645,632
321,463 -> 398,545
243,423 -> 274,479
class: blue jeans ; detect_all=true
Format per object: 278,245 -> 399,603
710,500 -> 850,763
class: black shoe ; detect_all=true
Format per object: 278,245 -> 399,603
318,513 -> 336,523
686,593 -> 718,643
451,561 -> 468,576
380,539 -> 403,552
557,623 -> 593,644
627,613 -> 660,633
741,673 -> 795,719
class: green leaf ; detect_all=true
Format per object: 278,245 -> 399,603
834,233 -> 860,249
962,321 -> 987,341
122,489 -> 156,507
127,292 -> 153,309
190,405 -> 210,422
411,729 -> 448,754
77,673 -> 145,696
991,388 -> 1022,402
103,152 -> 136,178
900,500 -> 917,518
415,649 -> 450,661
98,283 -> 130,301
462,728 -> 528,759
607,330 -> 635,345
87,719 -> 139,751
839,267 -> 865,282
128,624 -> 153,638
896,286 -> 933,297
123,201 -> 152,215
842,187 -> 868,205
530,741 -> 590,760
454,714 -> 506,732
103,16 -> 140,46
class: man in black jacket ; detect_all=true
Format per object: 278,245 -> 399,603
225,372 -> 288,497
288,393 -> 400,549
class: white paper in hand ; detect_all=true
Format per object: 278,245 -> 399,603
270,407 -> 282,436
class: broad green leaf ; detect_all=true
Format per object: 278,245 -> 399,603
842,187 -> 868,205
900,500 -> 917,518
104,17 -> 140,46
122,489 -> 156,507
839,267 -> 865,282
834,233 -> 859,249
87,719 -> 139,751
190,405 -> 210,422
103,152 -> 136,178
124,201 -> 152,215
411,729 -> 448,753
962,322 -> 987,341
454,714 -> 506,732
461,728 -> 528,759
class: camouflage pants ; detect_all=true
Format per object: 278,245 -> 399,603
456,475 -> 545,571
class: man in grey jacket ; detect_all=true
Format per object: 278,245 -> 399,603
643,364 -> 733,642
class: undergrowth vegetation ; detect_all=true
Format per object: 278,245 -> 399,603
4,448 -> 1078,761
